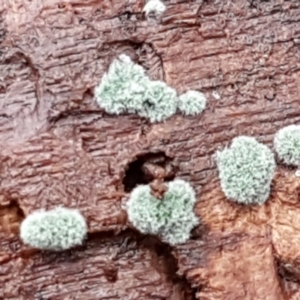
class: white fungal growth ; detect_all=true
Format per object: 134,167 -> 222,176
20,207 -> 87,251
95,54 -> 178,123
143,0 -> 166,17
274,125 -> 300,166
216,136 -> 276,205
95,54 -> 148,115
178,90 -> 207,116
126,179 -> 199,245
137,80 -> 178,123
95,53 -> 208,122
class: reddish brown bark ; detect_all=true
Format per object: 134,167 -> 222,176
1,0 -> 300,299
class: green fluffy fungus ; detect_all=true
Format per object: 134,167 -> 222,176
216,136 -> 276,205
126,179 -> 199,245
178,90 -> 207,116
95,54 -> 178,123
95,54 -> 148,115
274,125 -> 300,166
137,80 -> 177,123
20,207 -> 87,251
95,54 -> 208,122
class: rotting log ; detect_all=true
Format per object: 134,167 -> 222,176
1,0 -> 300,299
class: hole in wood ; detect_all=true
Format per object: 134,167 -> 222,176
122,151 -> 176,192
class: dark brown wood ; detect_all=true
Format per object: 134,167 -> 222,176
1,0 -> 300,299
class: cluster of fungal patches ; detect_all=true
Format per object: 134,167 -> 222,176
215,125 -> 300,205
95,54 -> 207,123
19,127 -> 300,250
18,0 -> 300,253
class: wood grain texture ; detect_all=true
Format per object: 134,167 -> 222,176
1,0 -> 300,299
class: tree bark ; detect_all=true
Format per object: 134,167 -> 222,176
1,0 -> 300,299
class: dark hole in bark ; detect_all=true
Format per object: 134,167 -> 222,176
122,151 -> 176,192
